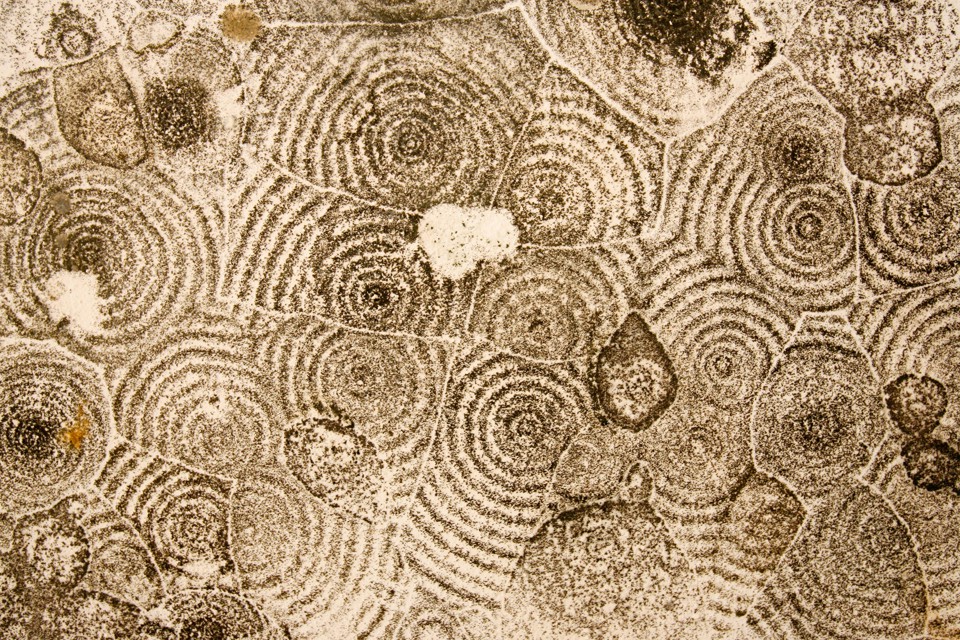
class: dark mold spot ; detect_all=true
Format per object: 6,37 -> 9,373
167,591 -> 270,640
49,191 -> 71,215
771,127 -> 829,183
901,437 -> 960,494
221,4 -> 261,43
885,374 -> 948,438
781,407 -> 854,464
618,0 -> 756,81
752,343 -> 881,498
144,77 -> 215,151
754,40 -> 777,70
1,408 -> 62,463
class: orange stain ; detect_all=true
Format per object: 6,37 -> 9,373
60,403 -> 91,450
221,4 -> 261,43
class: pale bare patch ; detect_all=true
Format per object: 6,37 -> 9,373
417,204 -> 519,280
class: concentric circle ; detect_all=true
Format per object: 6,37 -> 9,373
495,65 -> 662,245
257,318 -> 447,510
852,280 -> 960,441
447,350 -> 592,488
670,63 -> 856,311
225,178 -> 466,337
147,479 -> 230,576
856,168 -> 960,291
645,266 -> 792,410
402,346 -> 594,604
752,343 -> 884,500
0,339 -> 110,516
229,466 -> 391,637
94,440 -> 233,580
249,18 -> 544,210
469,248 -> 632,361
309,205 -> 459,335
0,164 -> 218,351
113,313 -> 284,477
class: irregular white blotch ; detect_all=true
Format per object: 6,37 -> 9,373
417,204 -> 519,279
43,271 -> 105,335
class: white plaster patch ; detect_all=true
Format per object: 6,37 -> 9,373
417,204 -> 519,279
43,270 -> 106,335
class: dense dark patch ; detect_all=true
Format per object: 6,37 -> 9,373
885,374 -> 948,438
167,590 -> 270,640
144,77 -> 215,151
360,282 -> 395,311
58,231 -> 110,280
780,407 -> 854,464
1,407 -> 62,463
901,437 -> 960,494
619,0 -> 755,81
181,618 -> 230,640
752,342 -> 882,499
893,180 -> 960,256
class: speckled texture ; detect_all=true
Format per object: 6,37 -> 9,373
0,1 -> 959,639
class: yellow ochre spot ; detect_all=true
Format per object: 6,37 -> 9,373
221,4 -> 261,43
60,403 -> 91,450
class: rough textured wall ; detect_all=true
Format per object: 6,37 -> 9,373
0,1 -> 959,638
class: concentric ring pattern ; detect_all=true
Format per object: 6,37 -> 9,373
1,1 -> 959,639
0,338 -> 110,517
0,163 -> 219,356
